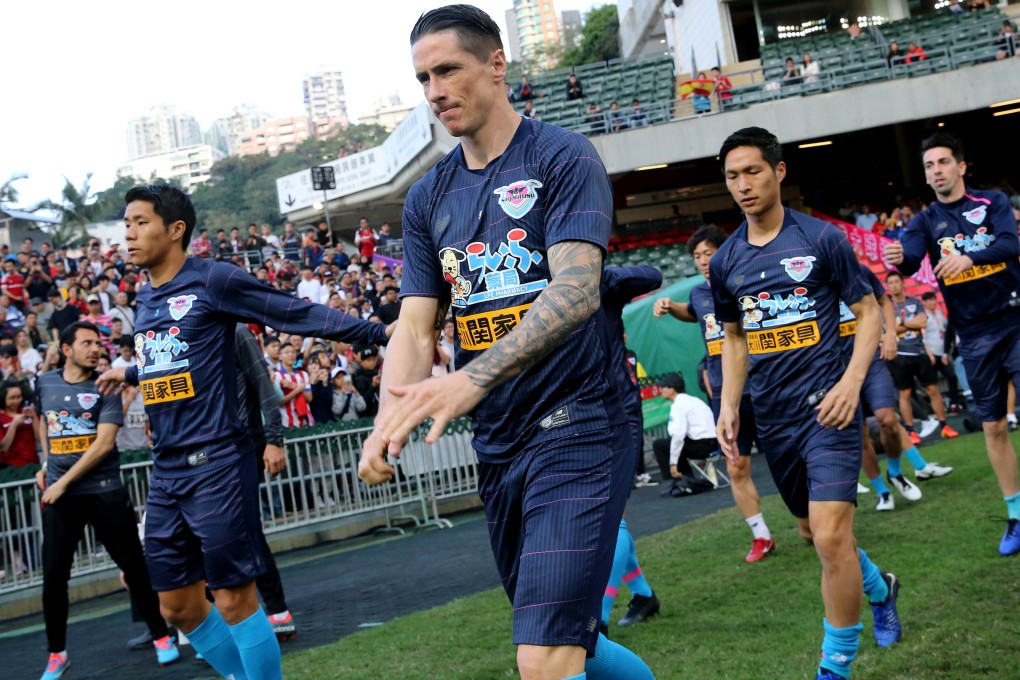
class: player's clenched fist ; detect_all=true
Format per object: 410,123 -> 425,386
653,297 -> 672,317
883,241 -> 904,265
358,430 -> 396,485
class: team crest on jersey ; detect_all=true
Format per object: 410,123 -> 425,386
76,393 -> 99,410
739,288 -> 817,329
138,326 -> 190,375
962,205 -> 987,225
780,255 -> 816,283
493,179 -> 543,219
167,295 -> 197,321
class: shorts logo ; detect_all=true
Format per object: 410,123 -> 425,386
493,179 -> 543,219
76,393 -> 99,410
167,295 -> 197,321
139,327 -> 190,375
962,205 -> 986,225
780,255 -> 816,283
540,406 -> 571,430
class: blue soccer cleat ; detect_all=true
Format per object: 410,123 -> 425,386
154,634 -> 180,666
1000,519 -> 1020,556
871,572 -> 902,648
816,670 -> 844,680
40,653 -> 70,680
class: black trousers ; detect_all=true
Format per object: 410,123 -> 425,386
933,355 -> 963,406
253,436 -> 288,615
652,437 -> 718,480
43,487 -> 168,652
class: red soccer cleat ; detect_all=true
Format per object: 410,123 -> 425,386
745,537 -> 775,563
909,430 -> 922,446
941,425 -> 959,439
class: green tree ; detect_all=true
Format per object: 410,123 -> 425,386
559,5 -> 621,69
36,174 -> 106,247
0,172 -> 29,210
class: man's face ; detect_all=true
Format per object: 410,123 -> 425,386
886,275 -> 904,296
923,146 -> 966,198
88,300 -> 102,315
124,200 -> 178,268
661,386 -> 676,400
412,30 -> 501,139
280,344 -> 296,366
266,342 -> 280,360
444,320 -> 455,340
231,228 -> 240,239
65,329 -> 101,370
361,355 -> 379,371
3,261 -> 12,274
692,240 -> 719,279
120,343 -> 134,360
262,225 -> 272,236
385,290 -> 398,303
922,297 -> 938,312
723,146 -> 785,218
116,292 -> 128,306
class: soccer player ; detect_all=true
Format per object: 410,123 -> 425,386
599,266 -> 663,633
838,263 -> 952,512
711,127 -> 901,680
358,6 -> 653,680
96,184 -> 389,680
883,270 -> 958,442
35,321 -> 178,679
885,131 -> 1020,555
652,224 -> 775,563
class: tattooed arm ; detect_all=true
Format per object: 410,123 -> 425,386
364,240 -> 604,480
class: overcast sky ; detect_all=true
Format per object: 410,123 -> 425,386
1,0 -> 600,209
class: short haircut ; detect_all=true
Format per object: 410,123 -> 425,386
921,291 -> 937,301
687,224 -> 729,255
719,126 -> 783,171
124,184 -> 197,250
60,320 -> 100,350
410,4 -> 503,63
921,132 -> 964,163
885,271 -> 903,282
265,335 -> 281,347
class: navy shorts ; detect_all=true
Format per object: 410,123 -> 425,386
756,408 -> 861,518
477,426 -> 631,655
711,393 -> 757,457
959,319 -> 1020,422
860,355 -> 898,417
144,448 -> 265,592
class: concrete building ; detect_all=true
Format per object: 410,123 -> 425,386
116,144 -> 224,192
509,0 -> 562,70
303,68 -> 349,128
560,9 -> 582,50
358,94 -> 416,132
125,105 -> 202,161
207,104 -> 271,157
237,117 -> 311,157
506,8 -> 524,62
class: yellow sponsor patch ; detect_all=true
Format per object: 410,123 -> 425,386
456,303 -> 531,351
943,262 -> 1006,286
140,372 -> 196,405
839,321 -> 858,337
49,435 -> 97,455
706,339 -> 723,356
746,321 -> 821,355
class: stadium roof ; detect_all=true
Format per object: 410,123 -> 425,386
0,209 -> 61,225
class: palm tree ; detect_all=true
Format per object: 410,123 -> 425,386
35,174 -> 101,248
0,172 -> 30,210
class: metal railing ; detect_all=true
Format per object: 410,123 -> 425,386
0,419 -> 477,597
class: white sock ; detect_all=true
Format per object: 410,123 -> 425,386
746,512 -> 771,540
1009,414 -> 1017,425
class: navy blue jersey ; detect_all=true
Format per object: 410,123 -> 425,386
709,209 -> 868,412
899,188 -> 1020,339
689,280 -> 750,397
124,258 -> 388,476
400,118 -> 617,460
838,264 -> 886,357
603,265 -> 662,419
37,371 -> 124,495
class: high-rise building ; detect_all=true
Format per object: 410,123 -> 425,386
302,68 -> 349,128
560,9 -> 582,50
237,117 -> 311,157
207,104 -> 271,157
506,8 -> 523,63
116,144 -> 224,192
357,93 -> 415,132
125,105 -> 202,161
509,0 -> 562,71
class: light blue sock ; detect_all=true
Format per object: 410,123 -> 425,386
902,446 -> 927,471
1005,492 -> 1020,521
622,531 -> 653,599
229,606 -> 282,680
819,618 -> 863,679
585,633 -> 654,680
185,607 -> 247,680
564,675 -> 586,680
886,456 -> 903,478
868,476 -> 891,496
602,521 -> 631,624
858,548 -> 889,604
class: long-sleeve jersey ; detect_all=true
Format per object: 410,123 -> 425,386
602,265 -> 663,421
125,257 -> 387,476
898,188 -> 1020,339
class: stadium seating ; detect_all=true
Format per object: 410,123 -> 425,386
605,242 -> 699,283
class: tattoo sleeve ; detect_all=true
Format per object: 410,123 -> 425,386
463,240 -> 603,390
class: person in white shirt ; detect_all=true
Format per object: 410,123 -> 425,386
107,291 -> 136,335
111,338 -> 137,370
652,373 -> 718,485
296,266 -> 327,304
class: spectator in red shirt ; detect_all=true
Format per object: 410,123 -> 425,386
191,229 -> 213,259
905,42 -> 927,64
0,382 -> 37,468
2,259 -> 28,311
711,66 -> 732,110
355,217 -> 378,260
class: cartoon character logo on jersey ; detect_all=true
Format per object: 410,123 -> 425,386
76,393 -> 99,410
962,205 -> 987,226
46,410 -> 94,437
139,326 -> 190,375
439,247 -> 472,308
780,255 -> 816,283
459,228 -> 548,305
493,179 -> 543,219
167,295 -> 197,321
741,288 -> 817,329
134,333 -> 146,370
951,227 -> 994,255
703,313 -> 723,340
937,237 -> 962,259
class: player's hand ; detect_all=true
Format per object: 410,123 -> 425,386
932,254 -> 974,280
358,429 -> 396,485
41,480 -> 66,505
376,371 -> 485,450
263,444 -> 286,477
669,464 -> 682,479
35,469 -> 46,491
653,297 -> 672,317
11,412 -> 26,426
96,367 -> 127,395
883,241 -> 904,265
880,332 -> 897,361
941,354 -> 949,366
716,402 -> 741,465
927,353 -> 937,366
815,379 -> 860,429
